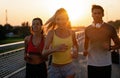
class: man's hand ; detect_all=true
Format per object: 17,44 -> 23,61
83,50 -> 88,56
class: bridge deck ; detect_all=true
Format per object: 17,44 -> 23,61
9,53 -> 120,78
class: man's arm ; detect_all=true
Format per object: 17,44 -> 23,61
110,27 -> 120,50
83,30 -> 89,56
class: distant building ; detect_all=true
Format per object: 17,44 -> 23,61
6,32 -> 14,37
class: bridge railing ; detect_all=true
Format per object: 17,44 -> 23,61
0,41 -> 24,52
0,46 -> 25,78
75,31 -> 85,52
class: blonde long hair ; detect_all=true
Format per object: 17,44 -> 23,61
44,8 -> 71,31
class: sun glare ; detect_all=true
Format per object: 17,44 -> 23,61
63,0 -> 91,26
46,0 -> 91,26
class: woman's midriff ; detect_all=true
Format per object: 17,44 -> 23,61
52,62 -> 72,67
26,52 -> 44,64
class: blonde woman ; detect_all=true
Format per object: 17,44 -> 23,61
42,8 -> 78,78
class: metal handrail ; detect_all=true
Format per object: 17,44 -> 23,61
0,41 -> 24,52
0,48 -> 25,78
0,41 -> 24,47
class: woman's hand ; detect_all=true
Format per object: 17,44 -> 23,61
71,47 -> 78,59
24,53 -> 31,61
72,51 -> 78,59
54,44 -> 68,52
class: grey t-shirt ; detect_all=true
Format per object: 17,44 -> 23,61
85,22 -> 118,66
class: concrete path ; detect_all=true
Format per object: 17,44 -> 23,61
10,52 -> 120,78
73,53 -> 120,78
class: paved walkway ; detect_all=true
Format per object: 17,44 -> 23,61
10,52 -> 120,78
73,53 -> 120,78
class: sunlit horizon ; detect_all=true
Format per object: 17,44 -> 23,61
0,0 -> 120,27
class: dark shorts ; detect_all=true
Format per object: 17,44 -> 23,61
26,62 -> 47,78
87,65 -> 112,78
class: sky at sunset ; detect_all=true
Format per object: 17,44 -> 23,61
0,0 -> 120,27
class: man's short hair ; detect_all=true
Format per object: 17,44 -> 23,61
92,5 -> 104,14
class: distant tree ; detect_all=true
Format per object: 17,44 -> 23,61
26,22 -> 29,26
21,22 -> 26,26
108,20 -> 120,33
12,26 -> 21,36
114,20 -> 120,33
0,24 -> 6,40
4,23 -> 13,33
12,21 -> 31,38
21,21 -> 29,27
21,21 -> 30,38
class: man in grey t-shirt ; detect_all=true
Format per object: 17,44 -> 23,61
84,5 -> 120,78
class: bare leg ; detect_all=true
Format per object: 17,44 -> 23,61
66,74 -> 75,78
